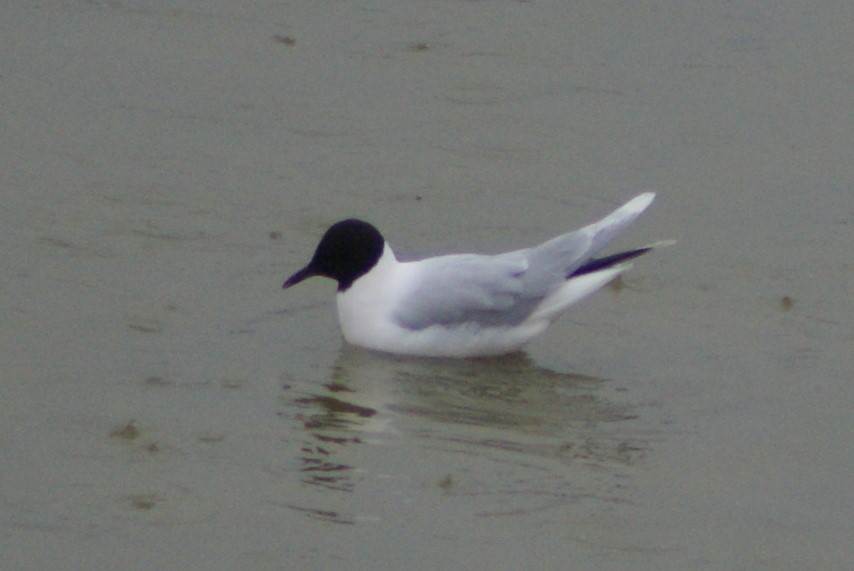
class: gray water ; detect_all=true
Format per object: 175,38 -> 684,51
2,1 -> 851,569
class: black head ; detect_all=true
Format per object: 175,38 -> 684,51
282,219 -> 385,292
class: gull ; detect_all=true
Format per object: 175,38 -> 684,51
283,192 -> 670,357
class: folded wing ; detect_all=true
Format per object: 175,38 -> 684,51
393,253 -> 536,329
392,192 -> 657,330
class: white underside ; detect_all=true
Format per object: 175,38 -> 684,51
336,244 -> 631,357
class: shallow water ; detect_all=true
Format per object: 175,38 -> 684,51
2,1 -> 851,569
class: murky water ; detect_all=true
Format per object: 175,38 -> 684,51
2,1 -> 851,569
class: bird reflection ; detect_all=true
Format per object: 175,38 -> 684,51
291,385 -> 377,493
286,346 -> 646,498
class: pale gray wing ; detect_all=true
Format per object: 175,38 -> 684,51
392,253 -> 542,329
514,231 -> 591,295
393,193 -> 656,330
520,192 -> 657,292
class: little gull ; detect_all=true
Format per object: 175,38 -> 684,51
283,192 -> 671,357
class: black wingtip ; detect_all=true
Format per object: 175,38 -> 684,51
569,247 -> 653,278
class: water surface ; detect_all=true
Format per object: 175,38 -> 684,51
2,1 -> 851,569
